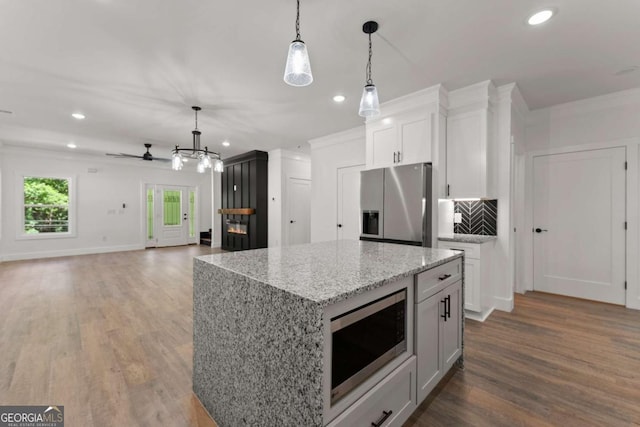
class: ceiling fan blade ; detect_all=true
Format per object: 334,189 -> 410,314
152,157 -> 172,163
106,153 -> 144,159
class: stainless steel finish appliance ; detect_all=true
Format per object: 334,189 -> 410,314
360,162 -> 432,246
330,289 -> 407,404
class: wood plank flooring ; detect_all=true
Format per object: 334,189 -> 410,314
0,245 -> 222,427
1,248 -> 639,426
405,292 -> 640,427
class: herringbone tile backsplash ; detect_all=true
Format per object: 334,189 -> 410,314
453,200 -> 498,236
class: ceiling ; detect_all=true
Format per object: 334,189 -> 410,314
1,0 -> 639,160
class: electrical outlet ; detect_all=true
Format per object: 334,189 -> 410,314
454,213 -> 462,224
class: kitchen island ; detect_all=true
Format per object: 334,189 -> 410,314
193,240 -> 463,426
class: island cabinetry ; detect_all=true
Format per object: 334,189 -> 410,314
326,357 -> 416,427
415,259 -> 463,403
366,109 -> 432,169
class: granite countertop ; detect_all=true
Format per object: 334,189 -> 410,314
438,234 -> 498,244
195,240 -> 462,306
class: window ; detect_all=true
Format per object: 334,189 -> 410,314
21,176 -> 74,238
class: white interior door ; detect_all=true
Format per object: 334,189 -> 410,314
337,165 -> 365,240
154,185 -> 197,247
287,178 -> 311,246
533,147 -> 626,305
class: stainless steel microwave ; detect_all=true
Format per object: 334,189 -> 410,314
330,289 -> 407,404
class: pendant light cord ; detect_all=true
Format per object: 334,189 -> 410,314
295,0 -> 301,41
366,33 -> 373,85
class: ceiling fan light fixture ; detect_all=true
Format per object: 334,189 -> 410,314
283,0 -> 313,87
358,21 -> 381,118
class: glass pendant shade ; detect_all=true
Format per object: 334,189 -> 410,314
172,152 -> 183,171
201,153 -> 212,169
358,84 -> 380,117
284,40 -> 313,87
213,158 -> 224,173
197,159 -> 206,173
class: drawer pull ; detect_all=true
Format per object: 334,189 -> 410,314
438,274 -> 452,281
371,410 -> 393,427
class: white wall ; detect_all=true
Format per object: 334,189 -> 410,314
523,87 -> 640,309
309,127 -> 365,243
268,149 -> 311,247
0,145 -> 212,261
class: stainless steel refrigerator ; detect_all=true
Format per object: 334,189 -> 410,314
360,162 -> 432,247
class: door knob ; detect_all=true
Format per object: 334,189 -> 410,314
534,228 -> 548,233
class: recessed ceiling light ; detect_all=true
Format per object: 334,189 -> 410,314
67,143 -> 77,149
222,141 -> 230,147
333,95 -> 346,103
71,112 -> 86,120
528,9 -> 554,26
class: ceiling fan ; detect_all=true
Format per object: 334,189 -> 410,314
106,143 -> 171,162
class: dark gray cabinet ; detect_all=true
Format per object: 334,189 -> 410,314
220,150 -> 268,251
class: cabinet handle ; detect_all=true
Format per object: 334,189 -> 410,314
447,295 -> 451,319
371,410 -> 393,427
337,224 -> 342,228
447,184 -> 450,197
393,152 -> 397,163
438,274 -> 451,281
397,151 -> 401,162
440,299 -> 447,321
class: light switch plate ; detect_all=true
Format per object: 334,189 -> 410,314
454,212 -> 462,224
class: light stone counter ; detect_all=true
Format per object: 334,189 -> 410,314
193,240 -> 462,426
438,233 -> 497,244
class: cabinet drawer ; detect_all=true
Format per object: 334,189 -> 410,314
438,241 -> 480,259
327,357 -> 416,427
415,259 -> 462,303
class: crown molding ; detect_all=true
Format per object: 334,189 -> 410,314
308,126 -> 365,150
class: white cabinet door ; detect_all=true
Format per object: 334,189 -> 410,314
446,110 -> 487,198
463,258 -> 480,312
441,281 -> 462,372
367,124 -> 396,169
337,165 -> 365,241
399,113 -> 431,165
415,291 -> 442,403
366,110 -> 432,170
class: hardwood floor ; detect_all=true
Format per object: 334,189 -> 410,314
2,248 -> 639,426
0,245 -> 222,427
405,292 -> 640,427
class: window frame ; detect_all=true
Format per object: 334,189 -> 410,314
17,173 -> 77,240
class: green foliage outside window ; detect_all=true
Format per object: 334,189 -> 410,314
23,177 -> 70,234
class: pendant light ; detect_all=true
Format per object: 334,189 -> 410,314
283,0 -> 313,87
172,106 -> 223,173
358,21 -> 380,118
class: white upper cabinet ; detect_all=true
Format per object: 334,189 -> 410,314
365,103 -> 435,169
446,109 -> 491,198
366,110 -> 432,169
445,81 -> 497,199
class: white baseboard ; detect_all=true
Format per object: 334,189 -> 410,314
494,295 -> 514,312
1,244 -> 145,262
465,306 -> 494,322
